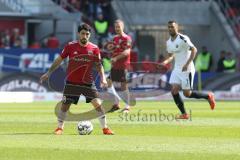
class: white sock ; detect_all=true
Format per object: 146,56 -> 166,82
107,85 -> 120,105
98,115 -> 107,129
96,106 -> 107,129
122,90 -> 130,109
58,109 -> 67,129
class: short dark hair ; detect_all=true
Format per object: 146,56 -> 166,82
168,20 -> 177,24
78,23 -> 91,33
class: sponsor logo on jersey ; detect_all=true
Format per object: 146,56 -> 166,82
87,51 -> 93,55
73,56 -> 91,62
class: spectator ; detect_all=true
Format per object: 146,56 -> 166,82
99,0 -> 111,21
0,31 -> 4,48
195,46 -> 213,72
216,50 -> 226,72
223,52 -> 236,73
29,41 -> 41,49
10,28 -> 22,48
0,30 -> 10,48
47,34 -> 60,48
94,13 -> 108,43
88,0 -> 102,20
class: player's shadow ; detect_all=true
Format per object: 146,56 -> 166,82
54,92 -> 120,122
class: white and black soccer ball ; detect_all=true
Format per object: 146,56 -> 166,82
77,121 -> 93,135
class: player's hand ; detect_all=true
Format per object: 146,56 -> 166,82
100,79 -> 108,88
182,64 -> 188,72
111,57 -> 117,64
157,63 -> 165,69
105,41 -> 115,52
40,72 -> 49,84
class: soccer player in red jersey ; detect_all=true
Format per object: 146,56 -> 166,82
107,20 -> 132,113
40,23 -> 114,135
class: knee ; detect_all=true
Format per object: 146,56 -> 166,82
171,88 -> 179,95
107,79 -> 112,88
183,91 -> 191,97
91,98 -> 102,108
121,83 -> 128,91
61,103 -> 71,112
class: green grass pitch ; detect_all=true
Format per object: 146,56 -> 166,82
0,101 -> 240,160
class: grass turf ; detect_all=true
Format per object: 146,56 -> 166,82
0,101 -> 240,160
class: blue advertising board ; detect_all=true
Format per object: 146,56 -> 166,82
0,48 -> 61,72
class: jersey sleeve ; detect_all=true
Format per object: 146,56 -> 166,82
121,36 -> 132,50
166,41 -> 171,53
126,36 -> 132,49
184,36 -> 195,49
60,44 -> 70,59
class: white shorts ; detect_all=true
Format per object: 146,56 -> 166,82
169,70 -> 195,90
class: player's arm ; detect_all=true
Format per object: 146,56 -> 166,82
95,61 -> 108,88
162,53 -> 174,65
182,46 -> 197,71
111,48 -> 130,63
40,56 -> 63,83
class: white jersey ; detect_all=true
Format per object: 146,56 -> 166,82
166,33 -> 195,73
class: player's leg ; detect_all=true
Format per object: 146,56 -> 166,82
84,84 -> 114,135
120,81 -> 131,113
182,72 -> 216,110
169,71 -> 189,119
183,90 -> 215,110
55,83 -> 80,135
171,84 -> 189,119
106,69 -> 121,112
91,98 -> 114,135
106,78 -> 120,110
54,101 -> 71,135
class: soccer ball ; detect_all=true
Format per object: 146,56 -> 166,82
77,121 -> 93,135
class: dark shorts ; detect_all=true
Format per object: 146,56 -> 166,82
109,69 -> 128,82
62,81 -> 99,105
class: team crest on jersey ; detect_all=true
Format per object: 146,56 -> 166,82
119,39 -> 122,44
73,51 -> 78,55
176,45 -> 179,48
88,51 -> 93,55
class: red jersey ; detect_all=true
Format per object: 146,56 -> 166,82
60,41 -> 101,84
112,33 -> 132,70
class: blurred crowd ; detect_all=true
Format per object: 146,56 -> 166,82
195,46 -> 239,73
221,0 -> 240,39
0,28 -> 23,49
0,28 -> 60,49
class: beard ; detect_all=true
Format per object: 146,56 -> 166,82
80,38 -> 87,45
170,32 -> 177,37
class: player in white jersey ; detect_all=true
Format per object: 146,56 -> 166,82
160,20 -> 216,119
